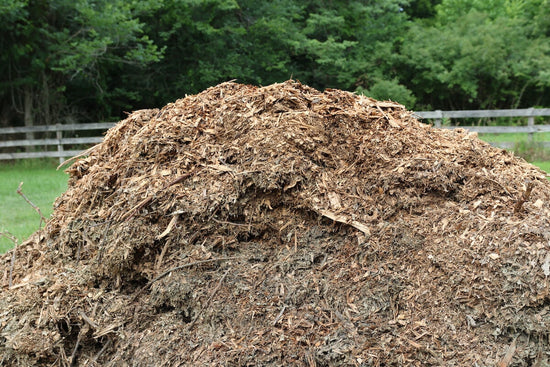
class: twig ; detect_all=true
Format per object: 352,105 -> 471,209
69,332 -> 82,367
79,310 -> 98,329
56,145 -> 97,170
312,206 -> 371,236
0,231 -> 18,288
485,178 -> 511,197
17,182 -> 47,226
273,305 -> 287,326
155,238 -> 171,270
9,250 -> 15,289
156,215 -> 179,240
130,256 -> 239,302
377,105 -> 401,128
187,269 -> 230,330
91,338 -> 111,363
121,196 -> 154,221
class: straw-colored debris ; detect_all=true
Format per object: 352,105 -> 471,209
2,80 -> 550,366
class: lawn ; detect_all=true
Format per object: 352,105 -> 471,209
479,132 -> 550,144
479,132 -> 550,162
0,159 -> 68,252
532,161 -> 550,174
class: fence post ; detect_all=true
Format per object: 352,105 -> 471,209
434,110 -> 443,128
527,108 -> 535,144
56,123 -> 64,164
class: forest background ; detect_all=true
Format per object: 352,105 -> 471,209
1,0 -> 550,128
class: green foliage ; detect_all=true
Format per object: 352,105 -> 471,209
0,0 -> 164,124
531,160 -> 550,175
357,78 -> 417,108
136,0 -> 409,104
401,1 -> 550,109
1,0 -> 550,124
50,0 -> 163,76
405,0 -> 442,18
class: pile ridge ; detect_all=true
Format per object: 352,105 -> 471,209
2,80 -> 550,366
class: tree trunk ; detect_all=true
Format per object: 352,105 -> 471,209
42,71 -> 50,126
24,87 -> 34,151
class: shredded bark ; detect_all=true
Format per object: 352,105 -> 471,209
2,80 -> 550,366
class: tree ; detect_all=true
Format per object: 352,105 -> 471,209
0,0 -> 163,127
399,0 -> 550,109
404,0 -> 442,19
136,0 -> 412,106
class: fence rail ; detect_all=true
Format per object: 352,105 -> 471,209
0,122 -> 116,163
415,108 -> 550,120
414,108 -> 550,148
2,108 -> 550,162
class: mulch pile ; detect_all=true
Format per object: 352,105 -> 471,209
2,80 -> 550,366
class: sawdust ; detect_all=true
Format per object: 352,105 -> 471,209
2,80 -> 550,366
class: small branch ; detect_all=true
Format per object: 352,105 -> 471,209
91,338 -> 111,363
57,146 -> 97,170
156,215 -> 179,240
17,182 -> 47,226
130,256 -> 239,302
79,310 -> 98,329
0,231 -> 18,289
312,206 -> 371,236
273,305 -> 287,326
69,331 -> 82,367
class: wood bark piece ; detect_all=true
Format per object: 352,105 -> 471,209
313,207 -> 371,236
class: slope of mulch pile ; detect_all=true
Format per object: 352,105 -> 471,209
2,80 -> 550,366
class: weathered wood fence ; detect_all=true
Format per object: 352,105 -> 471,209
2,108 -> 550,163
415,108 -> 550,149
0,122 -> 116,163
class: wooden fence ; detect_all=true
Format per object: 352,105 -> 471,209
2,108 -> 550,163
415,108 -> 550,148
0,122 -> 116,163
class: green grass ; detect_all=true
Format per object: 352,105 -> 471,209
478,133 -> 550,162
479,132 -> 550,144
532,161 -> 550,174
0,159 -> 68,252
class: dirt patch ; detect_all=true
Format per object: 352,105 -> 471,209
2,80 -> 550,366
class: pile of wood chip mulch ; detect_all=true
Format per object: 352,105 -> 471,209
2,80 -> 550,366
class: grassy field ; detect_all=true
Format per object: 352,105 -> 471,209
479,132 -> 550,144
0,160 -> 68,252
479,132 -> 550,162
1,136 -> 550,253
532,161 -> 550,173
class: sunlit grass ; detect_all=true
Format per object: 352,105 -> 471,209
532,161 -> 550,174
479,132 -> 550,144
0,159 -> 68,252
